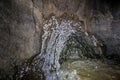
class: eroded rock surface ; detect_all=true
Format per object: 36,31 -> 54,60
0,0 -> 120,80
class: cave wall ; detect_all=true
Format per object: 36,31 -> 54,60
38,0 -> 120,60
0,0 -> 41,76
89,0 -> 120,60
0,0 -> 120,78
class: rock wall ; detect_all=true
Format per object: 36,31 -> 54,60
0,0 -> 41,77
0,0 -> 120,79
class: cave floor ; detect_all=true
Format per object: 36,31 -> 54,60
61,59 -> 120,80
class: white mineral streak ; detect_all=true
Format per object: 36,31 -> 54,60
85,32 -> 89,36
38,16 -> 98,80
92,35 -> 97,46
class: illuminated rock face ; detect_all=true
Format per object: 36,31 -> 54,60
17,15 -> 120,80
18,15 -> 104,80
38,15 -> 103,80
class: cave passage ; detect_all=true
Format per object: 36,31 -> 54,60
0,0 -> 120,80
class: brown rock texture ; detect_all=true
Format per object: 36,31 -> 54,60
0,0 -> 120,79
